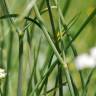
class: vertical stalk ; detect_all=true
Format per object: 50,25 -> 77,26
55,0 -> 76,96
46,0 -> 63,96
46,0 -> 58,47
0,21 -> 4,68
34,4 -> 75,96
62,0 -> 71,16
3,30 -> 13,96
53,74 -> 58,96
58,63 -> 63,96
17,35 -> 23,96
0,1 -> 15,96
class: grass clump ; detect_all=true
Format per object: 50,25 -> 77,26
0,0 -> 96,96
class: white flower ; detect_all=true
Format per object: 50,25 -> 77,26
0,68 -> 5,73
0,68 -> 6,79
75,53 -> 96,70
90,47 -> 96,60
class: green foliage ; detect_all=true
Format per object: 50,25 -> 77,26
0,0 -> 96,96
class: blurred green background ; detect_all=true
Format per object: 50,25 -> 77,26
0,0 -> 96,96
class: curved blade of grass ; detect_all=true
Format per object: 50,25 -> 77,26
23,7 -> 33,48
0,14 -> 41,29
26,0 -> 45,45
0,0 -> 12,25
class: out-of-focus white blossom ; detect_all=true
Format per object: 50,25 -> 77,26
0,68 -> 5,73
75,53 -> 96,70
90,47 -> 96,60
0,68 -> 6,79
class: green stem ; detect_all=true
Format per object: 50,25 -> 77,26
54,0 -> 76,96
0,21 -> 4,68
62,0 -> 71,16
3,30 -> 13,96
46,1 -> 63,96
46,0 -> 58,46
34,4 -> 75,96
54,0 -> 87,95
17,35 -> 23,96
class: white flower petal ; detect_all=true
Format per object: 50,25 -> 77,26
0,68 -> 6,79
90,47 -> 96,60
75,53 -> 96,70
0,68 -> 5,73
0,73 -> 7,79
